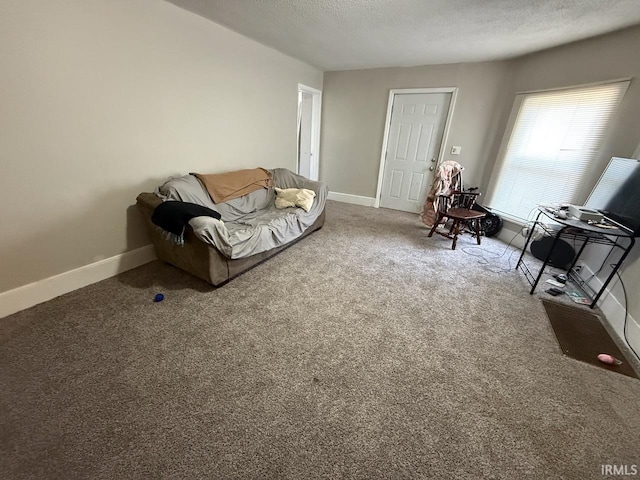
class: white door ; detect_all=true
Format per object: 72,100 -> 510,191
298,91 -> 313,178
297,84 -> 321,180
380,93 -> 452,212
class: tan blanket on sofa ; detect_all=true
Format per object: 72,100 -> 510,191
193,168 -> 273,204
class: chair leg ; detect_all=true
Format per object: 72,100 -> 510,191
451,220 -> 461,250
428,214 -> 444,237
475,219 -> 482,245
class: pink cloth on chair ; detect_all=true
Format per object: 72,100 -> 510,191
420,160 -> 463,227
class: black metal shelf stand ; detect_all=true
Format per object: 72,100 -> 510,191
515,207 -> 635,308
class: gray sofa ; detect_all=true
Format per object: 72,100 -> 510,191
137,168 -> 327,286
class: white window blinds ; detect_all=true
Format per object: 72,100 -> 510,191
486,81 -> 629,221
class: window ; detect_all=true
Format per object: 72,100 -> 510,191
486,80 -> 629,222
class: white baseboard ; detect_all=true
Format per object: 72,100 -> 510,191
0,245 -> 157,319
600,293 -> 640,357
497,222 -> 527,249
328,191 -> 376,207
577,264 -> 640,356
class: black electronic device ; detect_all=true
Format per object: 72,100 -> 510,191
586,157 -> 640,237
553,273 -> 568,284
530,236 -> 575,269
545,287 -> 564,296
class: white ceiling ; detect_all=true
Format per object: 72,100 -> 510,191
166,0 -> 640,70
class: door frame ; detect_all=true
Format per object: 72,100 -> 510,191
374,87 -> 458,208
297,83 -> 322,181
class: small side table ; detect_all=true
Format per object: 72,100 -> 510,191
515,207 -> 635,308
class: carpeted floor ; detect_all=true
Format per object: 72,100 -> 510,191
1,200 -> 639,479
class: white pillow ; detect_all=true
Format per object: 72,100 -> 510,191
274,187 -> 316,212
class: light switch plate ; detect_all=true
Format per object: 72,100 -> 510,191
451,146 -> 462,155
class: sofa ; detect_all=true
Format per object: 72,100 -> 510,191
136,168 -> 327,286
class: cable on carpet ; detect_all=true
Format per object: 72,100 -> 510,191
461,225 -> 526,274
612,268 -> 640,362
460,206 -> 543,274
582,239 -> 618,283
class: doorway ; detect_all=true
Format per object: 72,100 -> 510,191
376,88 -> 457,212
297,84 -> 322,181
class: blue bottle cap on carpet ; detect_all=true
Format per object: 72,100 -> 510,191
153,293 -> 164,302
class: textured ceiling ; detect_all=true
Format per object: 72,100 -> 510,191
166,0 -> 640,70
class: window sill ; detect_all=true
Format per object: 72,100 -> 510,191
489,209 -> 527,227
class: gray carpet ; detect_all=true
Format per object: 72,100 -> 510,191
1,201 -> 639,480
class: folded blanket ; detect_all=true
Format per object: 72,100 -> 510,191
192,168 -> 273,204
152,200 -> 221,245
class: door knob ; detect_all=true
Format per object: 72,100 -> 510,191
429,166 -> 434,171
431,158 -> 437,162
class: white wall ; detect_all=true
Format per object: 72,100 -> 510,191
0,0 -> 322,296
320,62 -> 513,199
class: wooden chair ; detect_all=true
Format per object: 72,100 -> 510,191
427,191 -> 487,250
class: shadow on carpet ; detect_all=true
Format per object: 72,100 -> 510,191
542,299 -> 638,379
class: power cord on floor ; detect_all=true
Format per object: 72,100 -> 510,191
461,226 -> 526,274
582,239 -> 618,283
612,269 -> 640,362
459,206 -> 550,274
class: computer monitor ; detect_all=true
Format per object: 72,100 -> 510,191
586,157 -> 640,236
